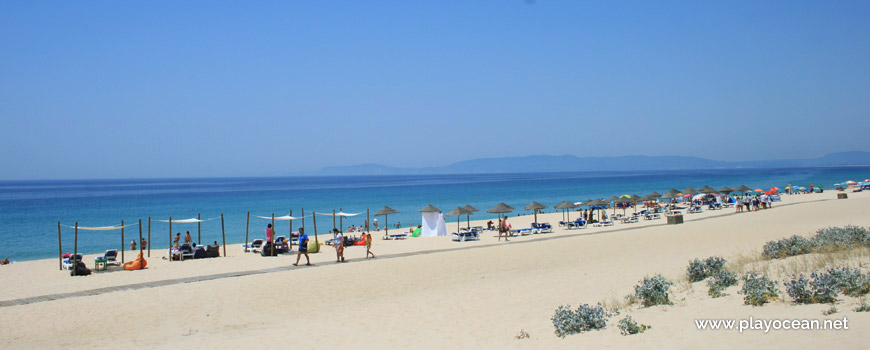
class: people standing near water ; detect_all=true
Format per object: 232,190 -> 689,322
365,231 -> 375,258
334,228 -> 345,262
130,240 -> 136,251
184,231 -> 192,244
265,223 -> 275,243
736,197 -> 743,212
141,238 -> 147,249
293,228 -> 311,266
174,233 -> 181,247
374,217 -> 379,231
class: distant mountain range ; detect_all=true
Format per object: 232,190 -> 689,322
314,151 -> 870,176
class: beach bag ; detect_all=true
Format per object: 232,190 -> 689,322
261,242 -> 275,256
71,262 -> 91,276
194,247 -> 207,259
206,244 -> 220,258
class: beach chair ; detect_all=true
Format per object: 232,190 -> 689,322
103,250 -> 121,266
241,239 -> 264,253
179,243 -> 195,261
274,236 -> 289,253
532,223 -> 554,233
688,206 -> 702,214
452,230 -> 480,242
384,233 -> 408,240
571,219 -> 587,229
62,254 -> 83,270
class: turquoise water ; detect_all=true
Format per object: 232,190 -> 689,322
0,167 -> 867,261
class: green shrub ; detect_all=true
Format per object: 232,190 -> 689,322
707,270 -> 738,298
740,272 -> 779,306
629,275 -> 673,307
617,315 -> 651,336
551,303 -> 611,338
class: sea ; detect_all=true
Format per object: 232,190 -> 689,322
1,166 -> 867,262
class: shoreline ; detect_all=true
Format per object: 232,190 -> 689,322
2,191 -> 869,349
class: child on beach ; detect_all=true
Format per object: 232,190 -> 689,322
365,231 -> 375,258
293,228 -> 311,266
334,229 -> 345,262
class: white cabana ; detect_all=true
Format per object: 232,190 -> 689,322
420,212 -> 448,237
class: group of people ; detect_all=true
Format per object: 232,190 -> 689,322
735,194 -> 774,212
172,231 -> 193,248
129,238 -> 148,251
278,224 -> 374,267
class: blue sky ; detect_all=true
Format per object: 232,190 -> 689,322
1,1 -> 868,180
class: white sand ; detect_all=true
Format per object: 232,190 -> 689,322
1,191 -> 868,349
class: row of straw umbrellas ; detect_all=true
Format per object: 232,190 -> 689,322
373,185 -> 757,233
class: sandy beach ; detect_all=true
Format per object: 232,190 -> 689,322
1,191 -> 869,349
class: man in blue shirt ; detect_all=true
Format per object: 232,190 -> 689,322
292,228 -> 311,266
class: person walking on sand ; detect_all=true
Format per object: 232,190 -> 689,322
365,231 -> 375,258
293,228 -> 311,266
374,217 -> 379,231
334,229 -> 345,262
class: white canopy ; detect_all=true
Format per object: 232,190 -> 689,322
155,217 -> 211,223
256,215 -> 306,221
315,211 -> 362,217
63,224 -> 133,231
420,212 -> 448,237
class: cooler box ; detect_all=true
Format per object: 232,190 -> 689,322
838,193 -> 848,199
667,215 -> 684,225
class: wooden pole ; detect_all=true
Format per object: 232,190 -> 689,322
289,210 -> 293,250
73,222 -> 79,275
245,211 -> 250,252
121,219 -> 125,264
147,217 -> 151,258
271,213 -> 276,257
138,219 -> 144,260
221,213 -> 227,257
366,208 -> 370,232
169,217 -> 172,263
340,208 -> 343,233
534,209 -> 538,224
333,209 -> 336,232
197,213 -> 201,245
385,214 -> 389,236
313,211 -> 319,245
57,222 -> 62,271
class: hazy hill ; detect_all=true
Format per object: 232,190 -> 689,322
315,151 -> 870,176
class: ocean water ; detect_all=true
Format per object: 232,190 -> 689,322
1,167 -> 867,261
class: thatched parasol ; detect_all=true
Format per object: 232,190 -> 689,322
374,206 -> 400,236
524,201 -> 548,224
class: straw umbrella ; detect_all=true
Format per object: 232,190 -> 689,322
606,196 -> 621,215
524,201 -> 548,224
718,186 -> 734,194
630,194 -> 642,213
735,185 -> 753,194
700,186 -> 718,194
373,206 -> 399,237
588,198 -> 607,222
445,207 -> 471,233
462,204 -> 480,228
554,201 -> 577,221
486,203 -> 514,223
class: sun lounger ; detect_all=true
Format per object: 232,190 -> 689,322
241,239 -> 265,253
688,206 -> 702,214
532,222 -> 554,233
62,254 -> 83,270
177,243 -> 195,260
103,250 -> 121,266
383,233 -> 408,240
592,220 -> 614,227
452,230 -> 480,242
621,216 -> 639,224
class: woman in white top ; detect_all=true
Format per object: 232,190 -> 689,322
333,229 -> 345,263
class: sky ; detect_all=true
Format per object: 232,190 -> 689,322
1,1 -> 869,180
